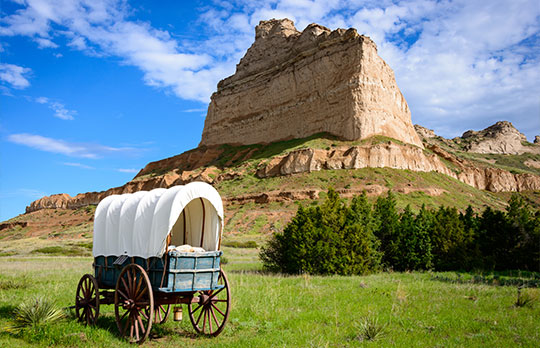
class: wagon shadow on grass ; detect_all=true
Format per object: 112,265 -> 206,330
78,313 -> 200,341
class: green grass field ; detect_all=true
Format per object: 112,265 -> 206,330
0,249 -> 539,347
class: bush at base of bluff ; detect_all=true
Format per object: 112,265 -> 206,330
260,189 -> 540,275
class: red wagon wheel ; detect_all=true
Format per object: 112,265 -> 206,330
144,304 -> 171,324
114,264 -> 154,344
188,269 -> 230,336
75,274 -> 100,325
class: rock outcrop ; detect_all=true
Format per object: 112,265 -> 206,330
414,125 -> 436,139
461,121 -> 536,155
200,19 -> 423,148
535,136 -> 540,144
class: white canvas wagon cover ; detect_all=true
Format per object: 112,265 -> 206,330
92,182 -> 224,258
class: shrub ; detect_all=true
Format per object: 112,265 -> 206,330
7,297 -> 64,334
260,189 -> 381,275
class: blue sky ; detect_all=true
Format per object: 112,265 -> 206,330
1,0 -> 539,221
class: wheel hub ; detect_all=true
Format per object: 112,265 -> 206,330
123,299 -> 135,309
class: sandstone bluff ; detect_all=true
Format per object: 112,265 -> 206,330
200,19 -> 423,148
24,19 -> 540,213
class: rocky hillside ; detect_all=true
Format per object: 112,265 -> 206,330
25,127 -> 540,214
416,121 -> 540,155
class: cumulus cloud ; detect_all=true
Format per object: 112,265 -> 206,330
0,63 -> 31,89
1,0 -> 539,138
7,133 -> 139,159
0,0 -> 216,102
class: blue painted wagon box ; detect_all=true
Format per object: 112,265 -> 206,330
162,250 -> 222,292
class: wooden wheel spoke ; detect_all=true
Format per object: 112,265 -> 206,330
208,308 -> 214,333
129,313 -> 135,340
120,308 -> 129,322
211,303 -> 225,317
137,313 -> 146,335
116,288 -> 128,301
134,286 -> 148,302
202,308 -> 207,333
210,306 -> 220,329
135,275 -> 143,297
191,303 -> 203,314
134,314 -> 140,342
196,306 -> 204,326
126,270 -> 133,297
141,310 -> 149,320
120,277 -> 129,295
210,287 -> 224,298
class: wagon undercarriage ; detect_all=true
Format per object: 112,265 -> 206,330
75,264 -> 230,344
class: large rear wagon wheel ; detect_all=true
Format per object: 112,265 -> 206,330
75,274 -> 100,325
188,269 -> 230,336
114,264 -> 154,344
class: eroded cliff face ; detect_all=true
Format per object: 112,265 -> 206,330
200,19 -> 423,148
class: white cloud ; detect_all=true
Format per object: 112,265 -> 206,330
34,37 -> 57,48
34,97 -> 76,120
62,162 -> 95,169
49,101 -> 75,120
0,63 -> 31,89
7,133 -> 138,159
0,0 -> 216,102
117,168 -> 138,173
1,0 -> 539,138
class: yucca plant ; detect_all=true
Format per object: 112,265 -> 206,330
6,297 -> 65,334
356,316 -> 386,341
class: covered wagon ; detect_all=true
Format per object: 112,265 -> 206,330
74,182 -> 230,344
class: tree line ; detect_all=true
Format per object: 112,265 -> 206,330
260,189 -> 540,275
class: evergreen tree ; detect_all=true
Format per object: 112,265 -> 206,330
431,206 -> 469,270
373,191 -> 401,269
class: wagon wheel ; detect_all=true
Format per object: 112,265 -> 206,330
144,304 -> 171,324
188,269 -> 230,336
114,264 -> 154,344
75,274 -> 100,325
